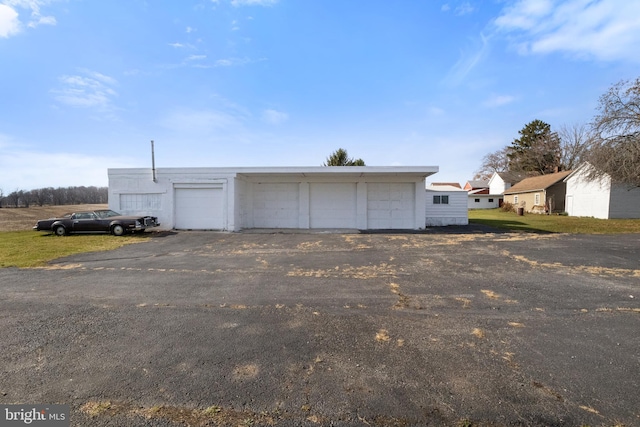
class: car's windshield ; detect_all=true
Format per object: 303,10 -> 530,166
94,210 -> 121,218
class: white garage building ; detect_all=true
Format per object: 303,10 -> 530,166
108,166 -> 439,231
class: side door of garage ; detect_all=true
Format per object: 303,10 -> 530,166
174,184 -> 225,230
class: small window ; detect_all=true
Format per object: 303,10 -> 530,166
514,195 -> 519,204
475,198 -> 480,203
433,195 -> 449,204
535,193 -> 540,205
488,198 -> 494,203
433,196 -> 449,205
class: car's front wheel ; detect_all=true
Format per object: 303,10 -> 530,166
53,225 -> 66,236
111,224 -> 125,236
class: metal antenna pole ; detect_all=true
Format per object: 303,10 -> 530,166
151,140 -> 157,182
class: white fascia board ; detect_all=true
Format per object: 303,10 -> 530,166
235,166 -> 439,178
110,166 -> 438,175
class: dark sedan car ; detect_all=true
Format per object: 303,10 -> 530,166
33,209 -> 160,236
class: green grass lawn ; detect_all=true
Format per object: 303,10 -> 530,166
0,231 -> 152,268
469,209 -> 640,234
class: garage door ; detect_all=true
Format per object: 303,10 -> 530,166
174,187 -> 224,230
310,183 -> 357,228
252,183 -> 299,228
367,183 -> 415,229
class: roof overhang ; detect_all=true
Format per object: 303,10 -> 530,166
108,166 -> 439,181
235,166 -> 438,179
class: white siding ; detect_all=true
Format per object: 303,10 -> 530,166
467,195 -> 500,209
565,168 -> 611,219
488,174 -> 507,195
609,184 -> 640,219
425,187 -> 468,226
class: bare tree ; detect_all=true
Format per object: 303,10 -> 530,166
474,147 -> 510,180
557,123 -> 593,170
589,77 -> 640,185
5,190 -> 20,208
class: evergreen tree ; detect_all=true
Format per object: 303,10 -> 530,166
323,148 -> 366,166
507,120 -> 561,174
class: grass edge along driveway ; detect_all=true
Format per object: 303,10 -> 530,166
469,208 -> 640,234
0,231 -> 151,268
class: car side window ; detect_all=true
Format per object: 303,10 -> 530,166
75,213 -> 96,220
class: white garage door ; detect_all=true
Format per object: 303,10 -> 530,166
252,183 -> 299,228
367,183 -> 415,229
310,183 -> 357,228
174,187 -> 224,230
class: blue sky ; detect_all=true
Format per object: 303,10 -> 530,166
1,0 -> 639,191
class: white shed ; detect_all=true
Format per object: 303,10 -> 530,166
425,185 -> 468,226
564,163 -> 640,219
467,190 -> 501,209
108,166 -> 439,231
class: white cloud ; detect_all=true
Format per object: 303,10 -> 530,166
262,109 -> 288,125
494,0 -> 640,62
214,57 -> 252,67
231,0 -> 278,6
455,2 -> 475,16
494,0 -> 553,30
0,3 -> 20,37
0,0 -> 57,36
444,32 -> 490,85
27,13 -> 55,28
51,69 -> 118,109
483,94 -> 516,108
441,2 -> 475,16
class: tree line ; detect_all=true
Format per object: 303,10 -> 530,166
475,77 -> 640,186
0,186 -> 108,208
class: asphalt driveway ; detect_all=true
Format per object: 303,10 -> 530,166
0,230 -> 638,426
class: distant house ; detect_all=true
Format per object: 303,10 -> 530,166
463,180 -> 489,193
503,171 -> 572,214
564,163 -> 640,219
425,185 -> 468,226
467,190 -> 500,209
431,182 -> 462,189
488,171 -> 526,195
